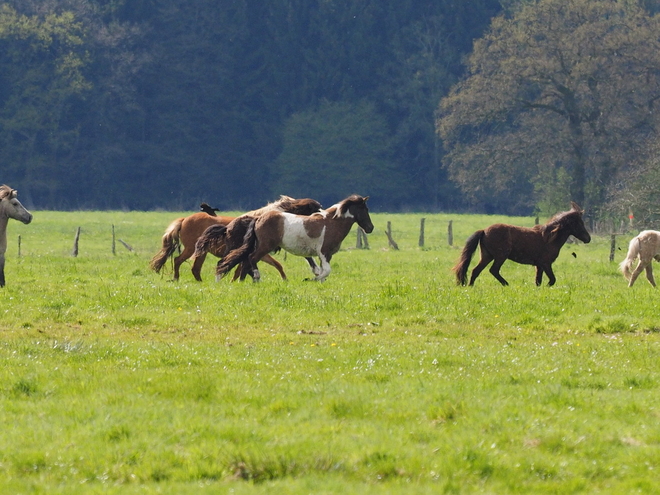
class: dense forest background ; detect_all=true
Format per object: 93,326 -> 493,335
2,0 -> 660,220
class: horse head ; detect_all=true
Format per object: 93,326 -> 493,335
568,202 -> 591,244
347,195 -> 374,233
0,186 -> 32,224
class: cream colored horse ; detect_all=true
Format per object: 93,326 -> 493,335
619,230 -> 660,287
0,185 -> 33,287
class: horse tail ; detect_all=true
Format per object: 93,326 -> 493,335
216,219 -> 258,279
619,236 -> 641,281
150,218 -> 183,273
193,224 -> 228,259
452,230 -> 484,286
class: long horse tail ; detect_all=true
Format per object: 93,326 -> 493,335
193,224 -> 228,259
452,230 -> 485,286
150,218 -> 184,273
216,219 -> 258,279
619,236 -> 641,281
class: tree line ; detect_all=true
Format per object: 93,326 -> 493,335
2,0 -> 660,221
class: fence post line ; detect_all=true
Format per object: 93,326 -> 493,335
72,227 -> 81,257
112,224 -> 116,255
609,234 -> 616,262
418,218 -> 425,247
17,235 -> 21,257
447,220 -> 453,246
385,221 -> 399,250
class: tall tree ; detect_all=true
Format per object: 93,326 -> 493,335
0,4 -> 91,206
438,0 -> 660,215
271,100 -> 406,209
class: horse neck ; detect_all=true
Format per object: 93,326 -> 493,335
0,213 -> 7,251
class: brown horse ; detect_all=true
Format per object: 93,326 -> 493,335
619,230 -> 660,287
216,195 -> 373,282
453,202 -> 591,286
150,196 -> 321,281
0,185 -> 33,288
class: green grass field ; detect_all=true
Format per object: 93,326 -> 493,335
1,210 -> 658,494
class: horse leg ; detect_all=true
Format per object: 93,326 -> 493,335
261,253 -> 287,280
629,261 -> 647,287
172,244 -> 195,281
306,257 -> 321,276
0,256 -> 5,287
644,264 -> 656,287
312,254 -> 331,281
468,253 -> 493,286
488,258 -> 509,286
543,265 -> 556,286
535,266 -> 544,286
190,253 -> 207,282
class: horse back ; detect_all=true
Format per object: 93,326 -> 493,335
181,213 -> 233,243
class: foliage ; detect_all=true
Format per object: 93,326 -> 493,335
271,100 -> 407,209
1,210 -> 659,492
0,0 -> 501,211
438,0 -> 660,214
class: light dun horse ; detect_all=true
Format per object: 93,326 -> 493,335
216,194 -> 373,282
0,185 -> 33,287
453,202 -> 591,286
150,196 -> 321,281
619,230 -> 660,287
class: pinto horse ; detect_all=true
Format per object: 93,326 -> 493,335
453,202 -> 591,286
619,230 -> 660,287
150,196 -> 321,281
216,194 -> 373,282
0,185 -> 33,287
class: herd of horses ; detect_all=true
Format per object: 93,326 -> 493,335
1,183 -> 660,288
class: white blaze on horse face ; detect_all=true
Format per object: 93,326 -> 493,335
281,214 -> 324,257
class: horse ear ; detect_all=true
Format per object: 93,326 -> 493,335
363,196 -> 369,202
570,201 -> 583,213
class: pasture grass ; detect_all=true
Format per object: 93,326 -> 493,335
0,210 -> 659,493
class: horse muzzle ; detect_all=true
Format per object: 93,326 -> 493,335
21,213 -> 33,225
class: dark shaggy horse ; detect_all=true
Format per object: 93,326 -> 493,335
453,202 -> 591,286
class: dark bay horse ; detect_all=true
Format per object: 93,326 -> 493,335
216,194 -> 373,282
453,202 -> 591,286
150,196 -> 321,281
0,185 -> 33,287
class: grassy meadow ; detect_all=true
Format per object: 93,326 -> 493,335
0,209 -> 659,494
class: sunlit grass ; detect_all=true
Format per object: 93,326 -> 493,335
0,210 -> 659,493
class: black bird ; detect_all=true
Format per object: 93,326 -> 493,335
200,203 -> 220,216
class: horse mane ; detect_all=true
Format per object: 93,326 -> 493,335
0,185 -> 16,200
247,196 -> 322,217
533,204 -> 582,243
332,194 -> 368,219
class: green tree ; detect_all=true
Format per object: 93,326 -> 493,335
0,4 -> 91,205
437,0 -> 660,214
271,100 -> 407,209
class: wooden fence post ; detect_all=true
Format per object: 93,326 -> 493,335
356,227 -> 363,249
385,221 -> 399,250
609,234 -> 616,262
360,227 -> 369,249
418,218 -> 425,247
72,227 -> 81,257
17,235 -> 21,257
112,224 -> 116,255
447,220 -> 453,246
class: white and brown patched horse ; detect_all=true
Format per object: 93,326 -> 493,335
0,185 -> 33,287
216,194 -> 374,282
619,230 -> 660,287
